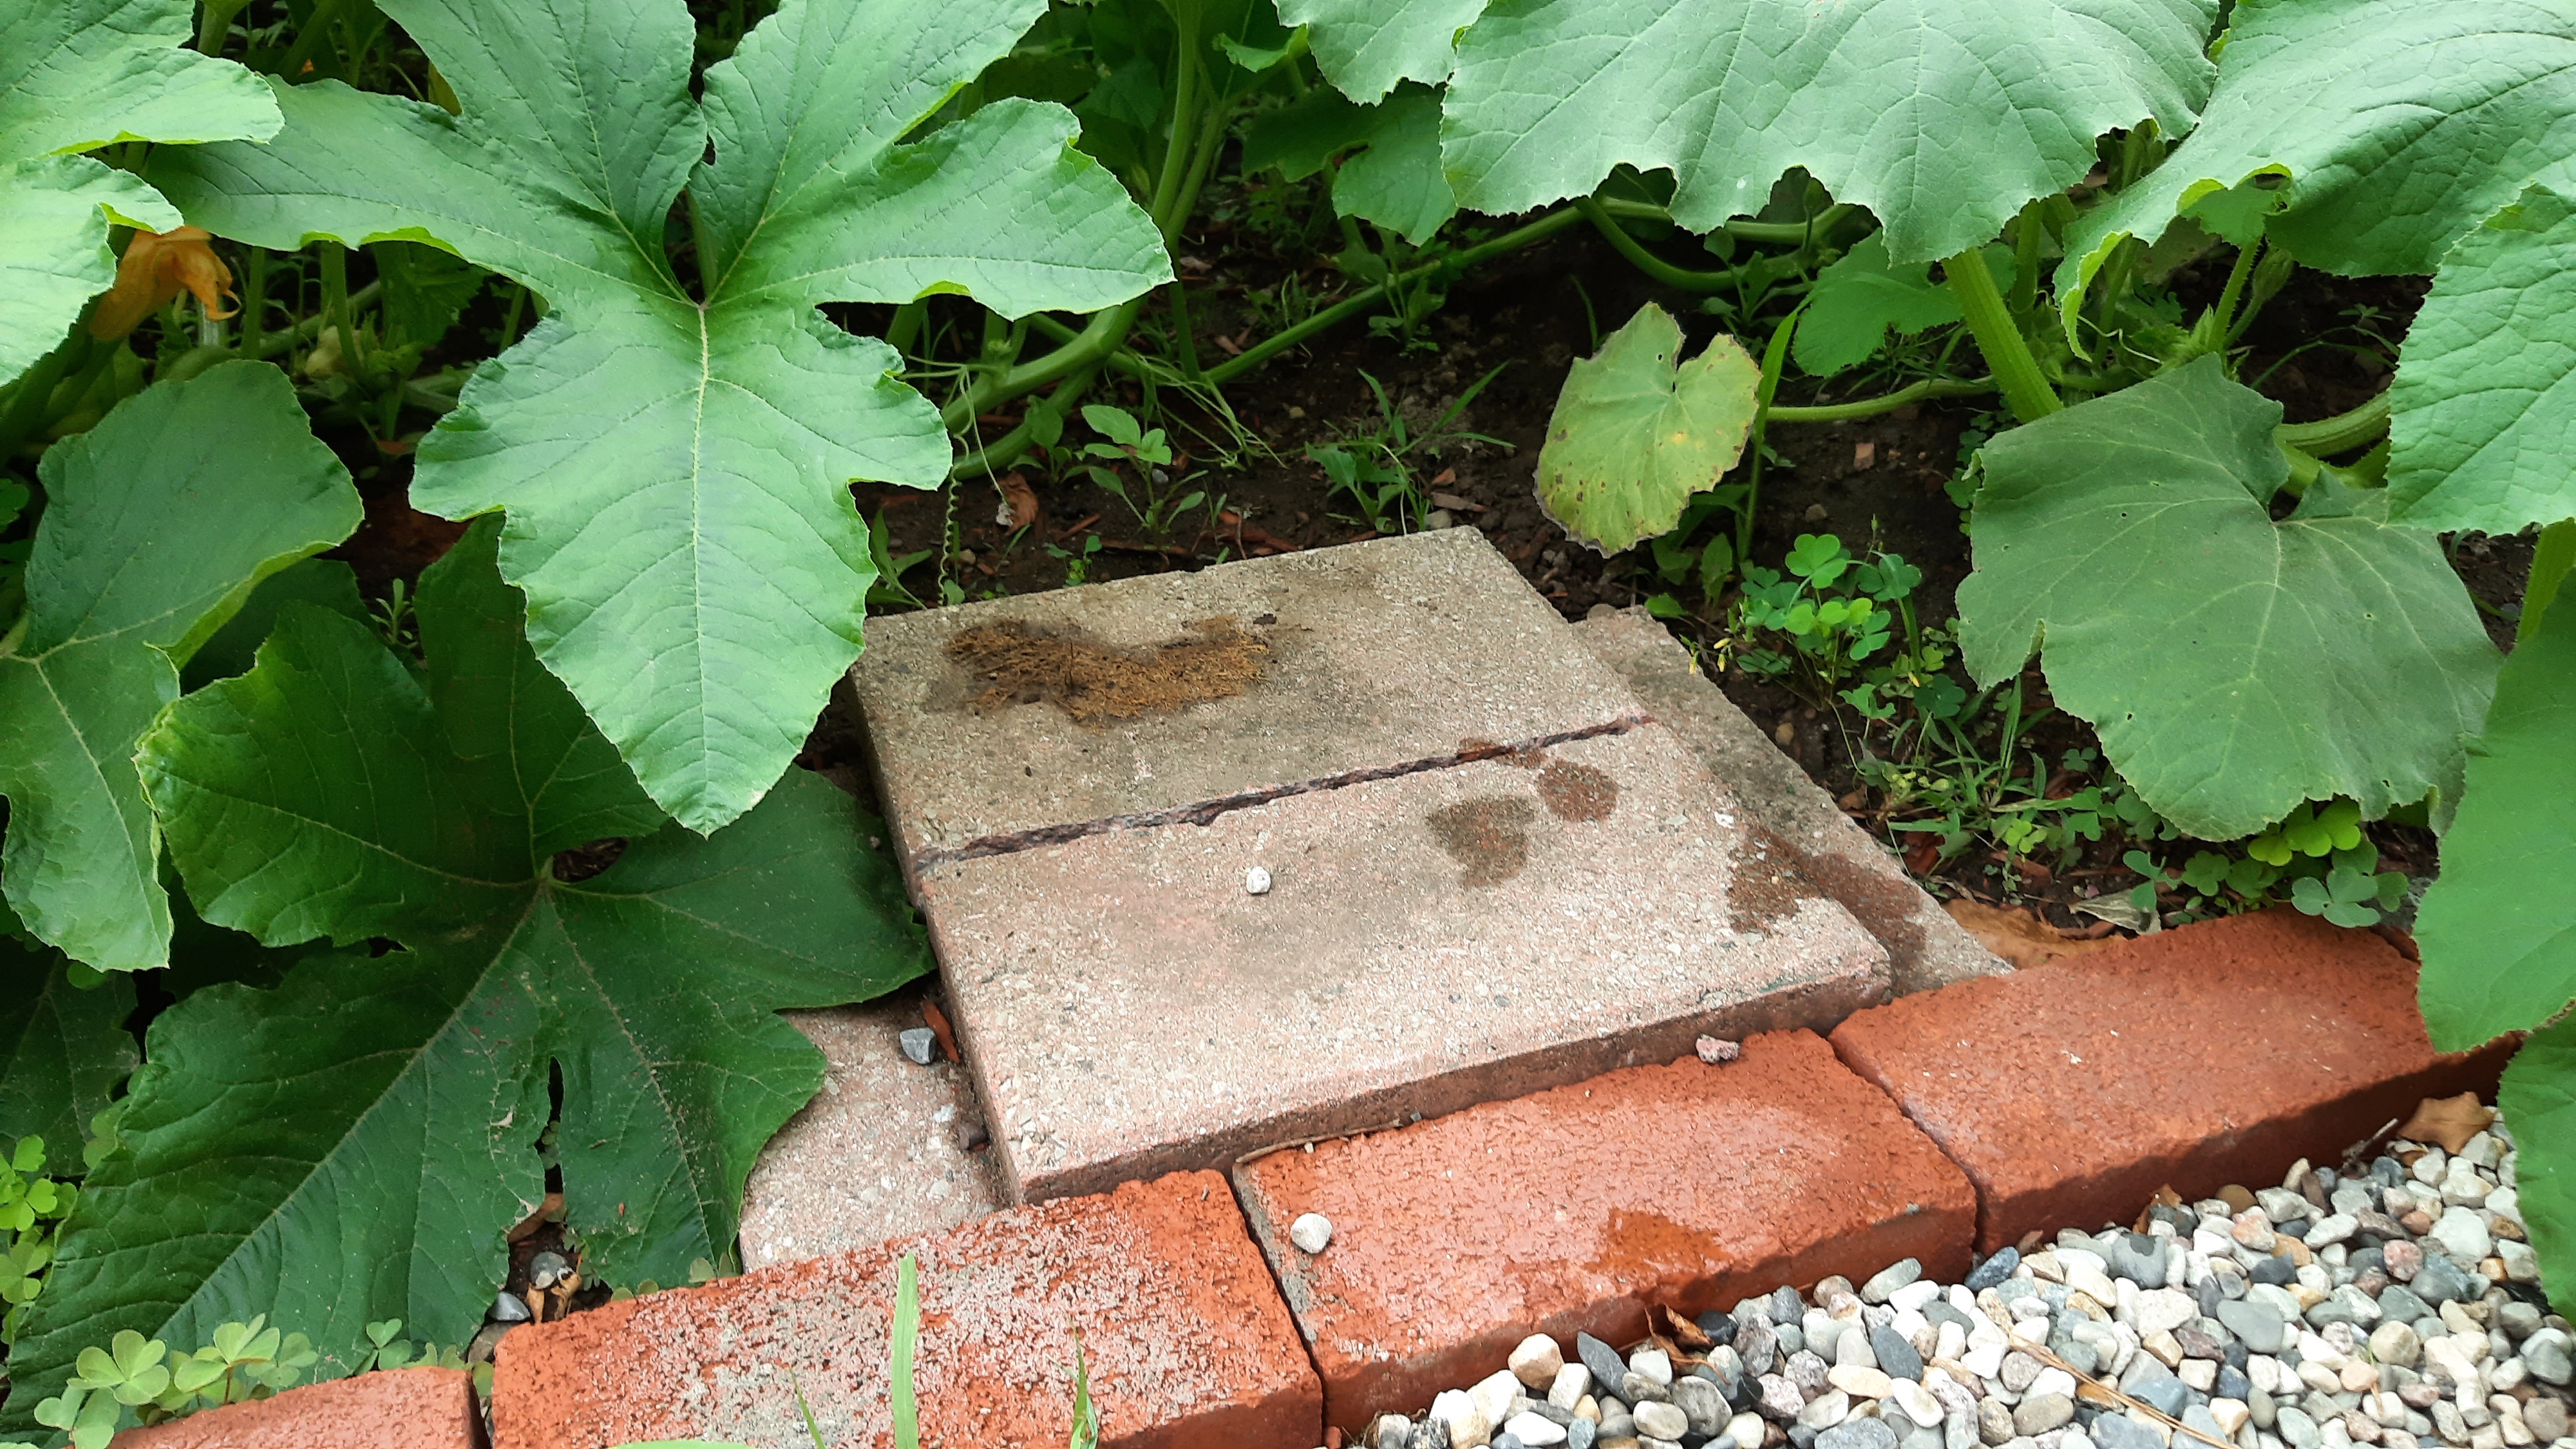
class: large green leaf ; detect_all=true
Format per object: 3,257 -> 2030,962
153,0 -> 1169,833
1956,358 -> 2499,840
2387,190 -> 2576,534
2414,595 -> 2576,1052
1240,85 -> 1455,243
2058,0 -> 2576,340
0,0 -> 279,380
0,363 -> 361,974
1278,0 -> 1487,104
0,941 -> 136,1151
2498,1016 -> 2576,1295
1795,238 -> 2012,377
1440,0 -> 2217,264
1535,302 -> 1757,553
5,519 -> 932,1416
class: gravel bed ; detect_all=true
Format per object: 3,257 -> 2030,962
1349,1104 -> 2565,1449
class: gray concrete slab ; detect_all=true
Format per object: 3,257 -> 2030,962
848,529 -> 1643,867
1571,607 -> 2004,994
926,723 -> 1889,1204
737,1000 -> 1005,1270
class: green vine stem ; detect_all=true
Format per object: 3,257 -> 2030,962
1591,196 -> 1857,248
2273,390 -> 2389,457
1944,245 -> 2061,423
1577,197 -> 1751,292
1768,375 -> 1998,424
1738,305 -> 1802,564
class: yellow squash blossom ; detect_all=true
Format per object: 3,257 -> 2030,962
90,227 -> 238,341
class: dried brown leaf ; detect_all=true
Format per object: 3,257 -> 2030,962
1942,899 -> 2117,971
2397,1092 -> 2495,1153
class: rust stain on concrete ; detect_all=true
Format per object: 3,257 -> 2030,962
1426,796 -> 1539,885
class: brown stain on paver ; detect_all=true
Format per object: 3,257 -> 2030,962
1728,822 -> 1826,934
1771,831 -> 1929,966
945,616 -> 1269,722
1536,757 -> 1618,822
1428,797 -> 1538,884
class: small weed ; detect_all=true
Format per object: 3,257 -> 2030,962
1306,366 -> 1508,535
1077,404 -> 1206,539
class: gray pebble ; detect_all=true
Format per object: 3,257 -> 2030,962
1674,1376 -> 1730,1434
1862,1258 -> 1924,1304
491,1290 -> 532,1323
1965,1248 -> 2020,1292
1495,1434 -> 1525,1449
1578,1332 -> 1630,1394
2410,1254 -> 2476,1307
2523,1327 -> 2573,1385
1408,1418 -> 1452,1449
2218,1299 -> 2287,1354
1773,1285 -> 1808,1324
1874,1325 -> 1926,1382
2015,1395 -> 2075,1437
897,1027 -> 937,1065
1821,1417 -> 1900,1449
1567,1421 -> 1596,1449
1634,1401 -> 1690,1440
2092,1416 -> 2163,1449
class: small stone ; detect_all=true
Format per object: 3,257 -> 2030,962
1625,1371 -> 1673,1405
2224,1300 -> 2292,1354
1981,1401 -> 2018,1446
491,1289 -> 533,1323
2522,1328 -> 2573,1385
1372,1415 -> 1415,1449
1761,1374 -> 1808,1421
2003,1352 -> 2045,1392
1801,1391 -> 1853,1430
1698,1036 -> 1743,1063
1821,1418 -> 1902,1449
1291,1212 -> 1334,1253
898,1027 -> 938,1065
1552,1363 -> 1593,1410
1411,1416 -> 1454,1449
1582,1333 -> 1634,1393
2369,1321 -> 2422,1368
528,1249 -> 571,1290
2496,1240 -> 2540,1284
1245,864 -> 1273,895
1432,1390 -> 1488,1448
1830,1366 -> 1895,1400
1877,1327 -> 1928,1381
2139,1289 -> 2199,1340
1515,1334 -> 1571,1389
1631,1347 -> 1676,1387
2429,1210 -> 2494,1265
1508,1412 -> 1572,1447
2520,1400 -> 2566,1441
1867,1260 -> 1927,1305
2310,1217 -> 2361,1249
1565,1420 -> 1595,1449
2383,1241 -> 2425,1283
1473,1370 -> 1525,1429
2016,1395 -> 2077,1436
1968,1250 -> 2022,1292
1673,1377 -> 1729,1434
2092,1415 -> 2164,1449
1626,1401 -> 1685,1439
1893,1380 -> 1944,1428
2413,1256 -> 2478,1307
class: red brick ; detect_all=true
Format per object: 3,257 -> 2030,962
1231,1030 -> 1975,1431
491,1170 -> 1318,1449
108,1367 -> 478,1449
1829,909 -> 2516,1254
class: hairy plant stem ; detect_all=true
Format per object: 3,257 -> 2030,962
318,241 -> 362,374
1768,376 -> 1998,424
2210,236 -> 2264,339
1591,196 -> 1857,248
2524,519 -> 2576,643
2273,390 -> 2390,457
1944,245 -> 2060,423
2007,200 -> 2046,318
1738,307 -> 1801,564
256,281 -> 380,359
1577,197 -> 1750,291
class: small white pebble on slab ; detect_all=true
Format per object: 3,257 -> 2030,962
896,1027 -> 936,1066
1245,865 -> 1272,895
1696,1035 -> 1740,1063
1290,1211 -> 1332,1253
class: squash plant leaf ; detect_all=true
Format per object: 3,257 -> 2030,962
2416,593 -> 2576,1291
0,0 -> 279,381
1955,357 -> 2500,840
1796,238 -> 2010,377
1535,302 -> 1759,554
1239,84 -> 1454,244
0,942 -> 138,1151
1440,0 -> 2218,263
1276,0 -> 1487,104
2414,595 -> 2576,1053
0,362 -> 362,975
4,518 -> 933,1414
2059,0 -> 2576,343
151,0 -> 1170,834
2388,189 -> 2576,534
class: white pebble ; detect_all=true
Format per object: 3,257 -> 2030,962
1289,1212 -> 1332,1253
1245,865 -> 1272,895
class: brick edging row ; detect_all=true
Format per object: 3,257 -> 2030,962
114,910 -> 2512,1449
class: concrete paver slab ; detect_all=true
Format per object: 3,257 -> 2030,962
933,724 -> 1889,1202
1233,1030 -> 1977,1430
849,529 -> 1643,867
1573,607 -> 2003,993
738,999 -> 1005,1271
493,1171 -> 1321,1449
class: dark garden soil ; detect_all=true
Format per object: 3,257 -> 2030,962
334,214 -> 2527,939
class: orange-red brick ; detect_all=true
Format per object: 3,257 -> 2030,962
1232,1029 -> 1975,1431
1830,910 -> 2515,1253
492,1170 -> 1318,1449
108,1367 -> 478,1449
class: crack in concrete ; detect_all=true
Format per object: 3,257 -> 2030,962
912,714 -> 1651,867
